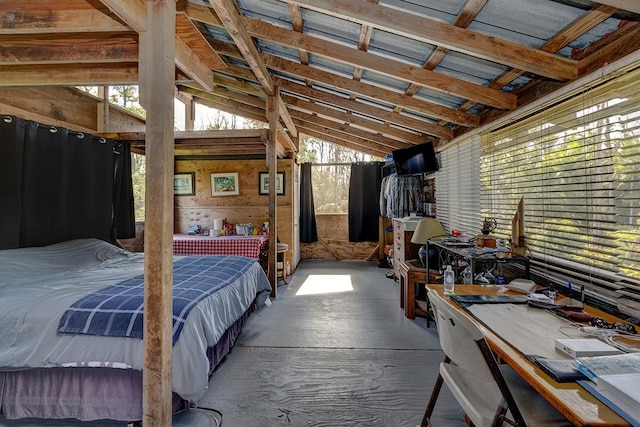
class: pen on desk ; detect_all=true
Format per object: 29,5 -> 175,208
580,284 -> 585,305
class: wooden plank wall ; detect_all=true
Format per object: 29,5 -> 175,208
174,158 -> 295,269
300,214 -> 377,261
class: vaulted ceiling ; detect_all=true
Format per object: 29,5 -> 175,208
1,0 -> 639,158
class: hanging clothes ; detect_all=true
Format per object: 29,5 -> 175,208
379,174 -> 423,219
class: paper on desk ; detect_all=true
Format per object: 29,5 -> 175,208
577,353 -> 640,378
465,303 -> 576,359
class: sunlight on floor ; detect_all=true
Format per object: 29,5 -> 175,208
296,274 -> 354,296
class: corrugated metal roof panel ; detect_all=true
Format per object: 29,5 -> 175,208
368,28 -> 434,66
378,0 -> 466,24
297,8 -> 361,48
307,53 -> 355,78
255,39 -> 300,62
435,52 -> 509,86
471,0 -> 585,46
359,70 -> 412,94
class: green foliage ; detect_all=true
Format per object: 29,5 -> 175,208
299,135 -> 382,214
109,86 -> 146,118
131,153 -> 146,221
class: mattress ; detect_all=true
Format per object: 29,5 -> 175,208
0,239 -> 271,405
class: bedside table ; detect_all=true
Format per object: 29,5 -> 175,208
398,259 -> 428,320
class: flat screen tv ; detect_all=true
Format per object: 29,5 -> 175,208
392,142 -> 439,176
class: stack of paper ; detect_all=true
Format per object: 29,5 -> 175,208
597,374 -> 640,422
577,352 -> 640,378
577,353 -> 640,425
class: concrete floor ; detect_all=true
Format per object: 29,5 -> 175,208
0,260 -> 466,426
196,259 -> 466,426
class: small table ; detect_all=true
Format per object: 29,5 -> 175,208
398,259 -> 428,320
172,234 -> 269,259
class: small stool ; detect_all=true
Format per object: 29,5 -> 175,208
276,243 -> 289,284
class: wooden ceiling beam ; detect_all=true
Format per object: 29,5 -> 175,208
182,85 -> 401,153
98,0 -> 146,32
278,97 -> 298,138
212,73 -> 266,97
454,2 -> 620,117
277,80 -> 454,140
182,3 -> 516,110
206,0 -> 275,96
263,55 -> 479,127
0,63 -> 139,86
241,17 -> 516,110
281,94 -> 430,145
97,0 -> 217,91
286,0 -> 578,81
276,122 -> 297,153
0,5 -> 129,34
175,13 -> 226,70
578,21 -> 640,75
0,32 -> 139,65
193,94 -> 268,123
296,126 -> 389,158
290,110 -> 410,151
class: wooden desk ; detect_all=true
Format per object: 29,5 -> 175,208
427,284 -> 631,427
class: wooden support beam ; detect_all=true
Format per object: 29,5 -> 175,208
207,0 -> 275,95
140,1 -> 175,426
267,89 -> 279,296
276,122 -> 297,154
288,0 -> 578,81
278,96 -> 298,137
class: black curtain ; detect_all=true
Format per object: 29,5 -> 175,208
299,163 -> 318,243
112,141 -> 136,240
0,116 -> 26,249
0,115 -> 135,249
348,162 -> 384,242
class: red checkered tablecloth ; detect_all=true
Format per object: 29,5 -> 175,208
173,234 -> 269,259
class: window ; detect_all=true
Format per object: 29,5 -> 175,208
481,65 -> 640,314
311,164 -> 351,214
435,136 -> 482,234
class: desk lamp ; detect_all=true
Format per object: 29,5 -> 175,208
411,218 -> 447,267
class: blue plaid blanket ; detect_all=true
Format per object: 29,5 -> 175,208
57,255 -> 256,345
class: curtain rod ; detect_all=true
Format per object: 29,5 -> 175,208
309,161 -> 384,166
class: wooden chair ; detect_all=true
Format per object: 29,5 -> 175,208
421,289 -> 571,427
276,242 -> 288,284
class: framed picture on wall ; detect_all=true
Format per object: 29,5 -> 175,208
258,172 -> 285,195
174,172 -> 195,195
211,172 -> 239,196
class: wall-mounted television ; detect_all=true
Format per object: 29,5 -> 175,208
392,142 -> 439,176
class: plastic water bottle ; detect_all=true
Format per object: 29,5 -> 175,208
444,265 -> 455,295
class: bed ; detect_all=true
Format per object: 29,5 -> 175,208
0,239 -> 271,422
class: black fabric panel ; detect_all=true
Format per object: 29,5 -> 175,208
348,162 -> 384,242
112,141 -> 136,240
0,116 -> 26,249
1,117 -> 134,249
67,133 -> 114,242
19,123 -> 73,247
299,163 -> 318,243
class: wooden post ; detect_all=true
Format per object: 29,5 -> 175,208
96,86 -> 109,132
267,88 -> 279,297
140,1 -> 175,426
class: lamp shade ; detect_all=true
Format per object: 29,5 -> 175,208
410,219 -> 447,244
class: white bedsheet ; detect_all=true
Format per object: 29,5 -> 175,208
0,239 -> 271,402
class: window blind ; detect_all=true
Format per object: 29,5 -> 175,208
481,66 -> 640,316
435,135 -> 481,236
